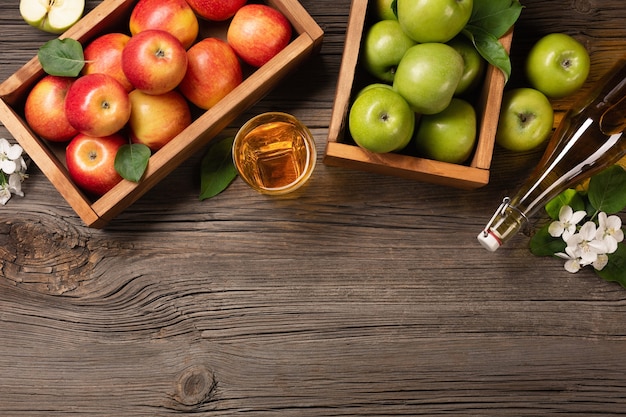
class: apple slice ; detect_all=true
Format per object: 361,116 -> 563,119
20,0 -> 85,34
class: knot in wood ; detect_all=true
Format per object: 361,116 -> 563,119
0,218 -> 90,295
173,365 -> 217,407
572,0 -> 593,14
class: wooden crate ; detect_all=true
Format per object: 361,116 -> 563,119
324,0 -> 513,189
0,0 -> 323,228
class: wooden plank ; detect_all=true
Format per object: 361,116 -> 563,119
1,0 -> 626,415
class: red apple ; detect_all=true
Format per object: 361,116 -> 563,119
178,37 -> 242,110
226,4 -> 292,67
24,75 -> 78,142
128,89 -> 192,151
122,29 -> 188,95
129,0 -> 199,49
64,73 -> 131,138
185,0 -> 246,21
65,133 -> 126,196
82,33 -> 133,92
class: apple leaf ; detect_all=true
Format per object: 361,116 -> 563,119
463,0 -> 523,82
199,137 -> 238,200
463,25 -> 512,82
529,223 -> 567,257
38,38 -> 85,77
587,164 -> 626,214
114,144 -> 151,183
544,188 -> 586,220
469,0 -> 523,39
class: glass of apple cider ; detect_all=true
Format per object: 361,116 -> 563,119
232,112 -> 316,195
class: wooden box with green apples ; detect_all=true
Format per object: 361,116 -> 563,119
324,0 -> 514,189
0,0 -> 323,227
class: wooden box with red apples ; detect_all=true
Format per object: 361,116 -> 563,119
324,0 -> 513,190
0,0 -> 323,228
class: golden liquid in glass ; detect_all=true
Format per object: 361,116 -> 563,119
233,115 -> 314,194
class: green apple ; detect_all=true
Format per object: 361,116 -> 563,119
496,88 -> 554,152
448,36 -> 486,96
362,19 -> 416,83
526,33 -> 590,98
396,0 -> 473,43
414,98 -> 477,163
348,86 -> 415,153
355,83 -> 393,98
375,0 -> 397,20
20,0 -> 85,34
393,43 -> 464,115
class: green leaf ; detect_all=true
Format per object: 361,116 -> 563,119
463,0 -> 522,82
469,0 -> 523,38
545,189 -> 586,219
595,244 -> 626,288
587,165 -> 626,214
114,144 -> 151,182
463,26 -> 511,82
529,223 -> 567,257
38,38 -> 85,77
199,137 -> 238,200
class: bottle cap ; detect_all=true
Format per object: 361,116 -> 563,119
477,229 -> 501,252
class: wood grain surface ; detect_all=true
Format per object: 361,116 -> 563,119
2,0 -> 626,415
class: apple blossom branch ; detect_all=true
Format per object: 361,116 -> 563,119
0,138 -> 28,205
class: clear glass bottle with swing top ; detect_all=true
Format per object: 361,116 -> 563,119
478,58 -> 626,252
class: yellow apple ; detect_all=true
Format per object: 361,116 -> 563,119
82,33 -> 133,92
24,75 -> 78,142
129,0 -> 199,49
127,90 -> 192,151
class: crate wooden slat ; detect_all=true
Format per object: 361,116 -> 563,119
324,0 -> 513,189
0,0 -> 323,228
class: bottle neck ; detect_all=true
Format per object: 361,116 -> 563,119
478,197 -> 530,252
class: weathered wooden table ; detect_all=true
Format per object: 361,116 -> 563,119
2,0 -> 626,415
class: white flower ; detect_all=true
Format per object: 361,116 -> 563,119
596,212 -> 624,254
565,221 -> 608,266
8,173 -> 24,197
14,156 -> 28,173
0,138 -> 24,175
555,246 -> 583,273
0,172 -> 25,205
0,183 -> 11,205
0,138 -> 28,205
553,210 -> 623,274
549,205 -> 587,240
593,253 -> 609,271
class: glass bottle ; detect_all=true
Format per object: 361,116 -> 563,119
478,58 -> 626,251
